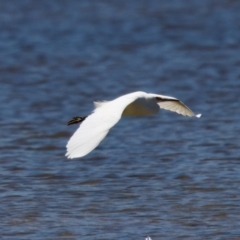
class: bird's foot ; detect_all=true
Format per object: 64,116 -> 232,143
67,116 -> 87,125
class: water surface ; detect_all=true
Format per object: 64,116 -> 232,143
1,0 -> 240,239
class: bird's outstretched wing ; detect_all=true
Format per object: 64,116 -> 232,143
156,95 -> 201,118
66,109 -> 121,159
66,93 -> 140,159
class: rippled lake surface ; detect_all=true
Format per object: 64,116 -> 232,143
1,0 -> 240,239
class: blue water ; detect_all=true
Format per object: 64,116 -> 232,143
1,0 -> 240,239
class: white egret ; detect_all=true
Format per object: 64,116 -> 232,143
66,91 -> 201,159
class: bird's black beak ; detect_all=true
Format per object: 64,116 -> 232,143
67,116 -> 87,125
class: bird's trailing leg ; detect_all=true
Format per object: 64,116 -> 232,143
67,116 -> 87,125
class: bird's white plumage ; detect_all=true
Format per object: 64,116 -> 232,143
157,97 -> 195,117
66,109 -> 119,158
66,92 -> 138,158
66,91 -> 201,158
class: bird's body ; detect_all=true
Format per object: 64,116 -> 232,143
66,91 -> 201,159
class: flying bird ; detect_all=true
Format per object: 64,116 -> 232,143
66,91 -> 201,159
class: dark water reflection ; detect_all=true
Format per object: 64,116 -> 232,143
1,0 -> 240,239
